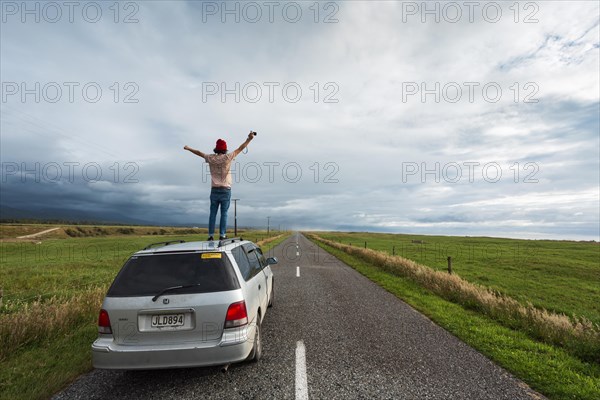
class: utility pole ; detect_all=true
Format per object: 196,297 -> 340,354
267,216 -> 271,235
232,199 -> 240,237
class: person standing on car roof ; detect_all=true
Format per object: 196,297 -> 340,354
184,131 -> 256,241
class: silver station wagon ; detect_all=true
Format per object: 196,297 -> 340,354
92,238 -> 277,370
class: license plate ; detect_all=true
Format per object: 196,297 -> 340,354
151,313 -> 185,328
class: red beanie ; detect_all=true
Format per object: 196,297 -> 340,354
215,139 -> 227,152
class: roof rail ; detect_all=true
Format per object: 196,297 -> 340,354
143,240 -> 186,250
217,237 -> 243,247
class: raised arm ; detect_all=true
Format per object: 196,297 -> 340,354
183,145 -> 206,158
232,132 -> 256,157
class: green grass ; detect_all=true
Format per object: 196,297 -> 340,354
316,232 -> 600,326
0,324 -> 97,400
312,240 -> 600,400
0,230 -> 290,400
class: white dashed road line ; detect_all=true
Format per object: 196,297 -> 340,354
296,266 -> 300,277
295,340 -> 308,400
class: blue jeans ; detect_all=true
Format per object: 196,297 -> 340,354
208,188 -> 231,238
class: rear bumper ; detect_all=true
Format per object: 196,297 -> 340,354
92,325 -> 254,370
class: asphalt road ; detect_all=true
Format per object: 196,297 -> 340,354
54,233 -> 544,400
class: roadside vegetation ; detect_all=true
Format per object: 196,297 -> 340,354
312,232 -> 600,326
307,232 -> 600,400
0,224 -> 289,400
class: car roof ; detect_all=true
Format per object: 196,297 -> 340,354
134,238 -> 253,255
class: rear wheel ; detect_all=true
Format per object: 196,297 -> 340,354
249,318 -> 262,362
268,282 -> 274,308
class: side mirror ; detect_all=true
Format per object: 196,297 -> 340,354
266,257 -> 278,265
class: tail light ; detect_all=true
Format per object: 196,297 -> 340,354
98,309 -> 112,334
224,301 -> 248,328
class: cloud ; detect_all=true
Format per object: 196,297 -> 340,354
1,1 -> 598,240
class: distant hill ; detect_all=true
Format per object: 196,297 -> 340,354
0,204 -> 155,226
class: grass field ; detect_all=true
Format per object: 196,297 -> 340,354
0,224 -> 289,400
315,232 -> 600,326
0,223 -> 260,240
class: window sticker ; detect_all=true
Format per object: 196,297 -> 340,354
201,252 -> 222,259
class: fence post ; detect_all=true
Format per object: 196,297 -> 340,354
447,256 -> 452,274
364,241 -> 367,249
392,246 -> 395,256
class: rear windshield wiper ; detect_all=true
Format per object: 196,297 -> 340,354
152,283 -> 202,302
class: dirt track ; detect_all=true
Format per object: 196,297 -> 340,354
16,227 -> 61,239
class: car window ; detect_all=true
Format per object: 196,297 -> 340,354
231,246 -> 252,281
255,247 -> 268,268
106,252 -> 240,297
243,244 -> 263,277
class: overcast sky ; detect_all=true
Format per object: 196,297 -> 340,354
1,1 -> 599,240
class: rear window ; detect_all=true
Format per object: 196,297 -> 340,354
107,252 -> 240,297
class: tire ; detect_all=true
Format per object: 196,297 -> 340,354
268,283 -> 274,308
248,318 -> 262,362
